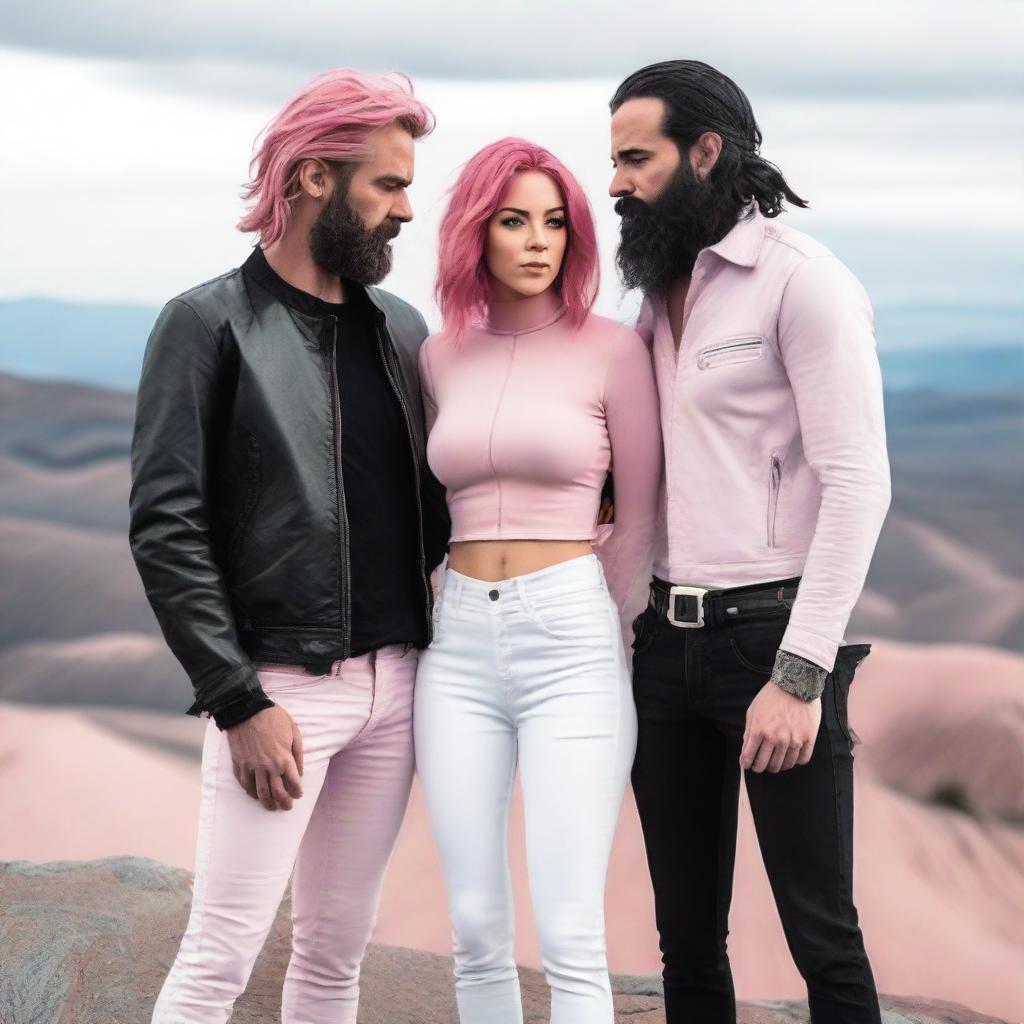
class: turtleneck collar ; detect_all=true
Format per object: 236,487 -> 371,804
482,288 -> 566,336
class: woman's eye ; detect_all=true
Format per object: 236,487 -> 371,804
500,216 -> 523,227
547,218 -> 566,229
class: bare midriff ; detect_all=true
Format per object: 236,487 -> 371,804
447,538 -> 594,582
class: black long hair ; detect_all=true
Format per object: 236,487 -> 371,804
610,60 -> 808,219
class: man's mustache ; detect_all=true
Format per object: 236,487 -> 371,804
613,195 -> 649,219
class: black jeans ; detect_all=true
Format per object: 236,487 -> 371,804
630,582 -> 881,1024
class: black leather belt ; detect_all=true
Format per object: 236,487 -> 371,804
649,575 -> 801,629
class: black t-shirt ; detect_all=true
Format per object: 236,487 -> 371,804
240,248 -> 426,655
325,293 -> 426,655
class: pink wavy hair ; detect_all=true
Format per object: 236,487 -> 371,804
237,69 -> 435,246
435,138 -> 599,340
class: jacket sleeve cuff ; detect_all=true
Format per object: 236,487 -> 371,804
209,692 -> 276,731
770,649 -> 829,701
184,664 -> 275,730
778,621 -> 839,675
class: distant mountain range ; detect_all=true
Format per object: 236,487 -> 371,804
1,297 -> 1021,394
1,367 -> 1021,669
0,298 -> 159,391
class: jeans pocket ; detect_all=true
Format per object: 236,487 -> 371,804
429,586 -> 446,645
721,615 -> 788,679
522,588 -> 616,646
831,644 -> 871,746
631,609 -> 658,655
728,636 -> 775,676
255,664 -> 328,695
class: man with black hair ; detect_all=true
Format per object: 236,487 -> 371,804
610,60 -> 889,1023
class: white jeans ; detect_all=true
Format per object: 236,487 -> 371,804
414,554 -> 637,1024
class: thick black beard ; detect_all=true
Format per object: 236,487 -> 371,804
308,184 -> 401,286
614,162 -> 738,295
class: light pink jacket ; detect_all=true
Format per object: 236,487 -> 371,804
638,207 -> 891,672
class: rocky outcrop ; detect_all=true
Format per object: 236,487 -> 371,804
0,858 -> 1013,1024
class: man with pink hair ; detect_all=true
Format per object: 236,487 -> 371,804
129,69 -> 449,1023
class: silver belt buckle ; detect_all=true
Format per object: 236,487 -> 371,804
667,585 -> 708,628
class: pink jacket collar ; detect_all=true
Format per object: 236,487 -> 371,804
704,204 -> 767,269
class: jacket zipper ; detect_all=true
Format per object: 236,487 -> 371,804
327,315 -> 353,657
374,324 -> 433,640
698,338 -> 762,369
767,453 -> 782,549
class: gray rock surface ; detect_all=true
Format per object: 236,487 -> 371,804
0,857 -> 1012,1024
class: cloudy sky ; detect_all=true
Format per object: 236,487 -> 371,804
2,0 -> 1022,343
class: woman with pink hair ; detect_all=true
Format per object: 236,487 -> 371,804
414,138 -> 662,1023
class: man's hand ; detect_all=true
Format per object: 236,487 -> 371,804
740,681 -> 821,773
597,497 -> 615,526
226,705 -> 305,811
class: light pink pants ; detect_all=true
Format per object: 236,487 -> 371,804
151,644 -> 418,1024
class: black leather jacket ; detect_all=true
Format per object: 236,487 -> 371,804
128,254 -> 450,727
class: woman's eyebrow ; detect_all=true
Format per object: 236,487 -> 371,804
496,206 -> 566,216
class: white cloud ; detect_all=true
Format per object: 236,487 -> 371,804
1,48 -> 1021,328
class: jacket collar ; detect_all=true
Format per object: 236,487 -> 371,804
703,203 -> 766,269
242,245 -> 380,320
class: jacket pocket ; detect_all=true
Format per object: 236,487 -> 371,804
697,335 -> 764,370
227,434 -> 262,559
766,452 -> 783,549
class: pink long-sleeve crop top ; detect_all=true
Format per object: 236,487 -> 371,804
418,289 -> 663,614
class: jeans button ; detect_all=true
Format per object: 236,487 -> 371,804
489,589 -> 500,601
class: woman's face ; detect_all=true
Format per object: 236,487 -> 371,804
485,170 -> 568,302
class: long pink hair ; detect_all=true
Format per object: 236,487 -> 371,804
435,138 -> 599,340
238,69 -> 434,246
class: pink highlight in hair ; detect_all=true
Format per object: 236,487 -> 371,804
436,138 -> 599,340
237,69 -> 434,246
